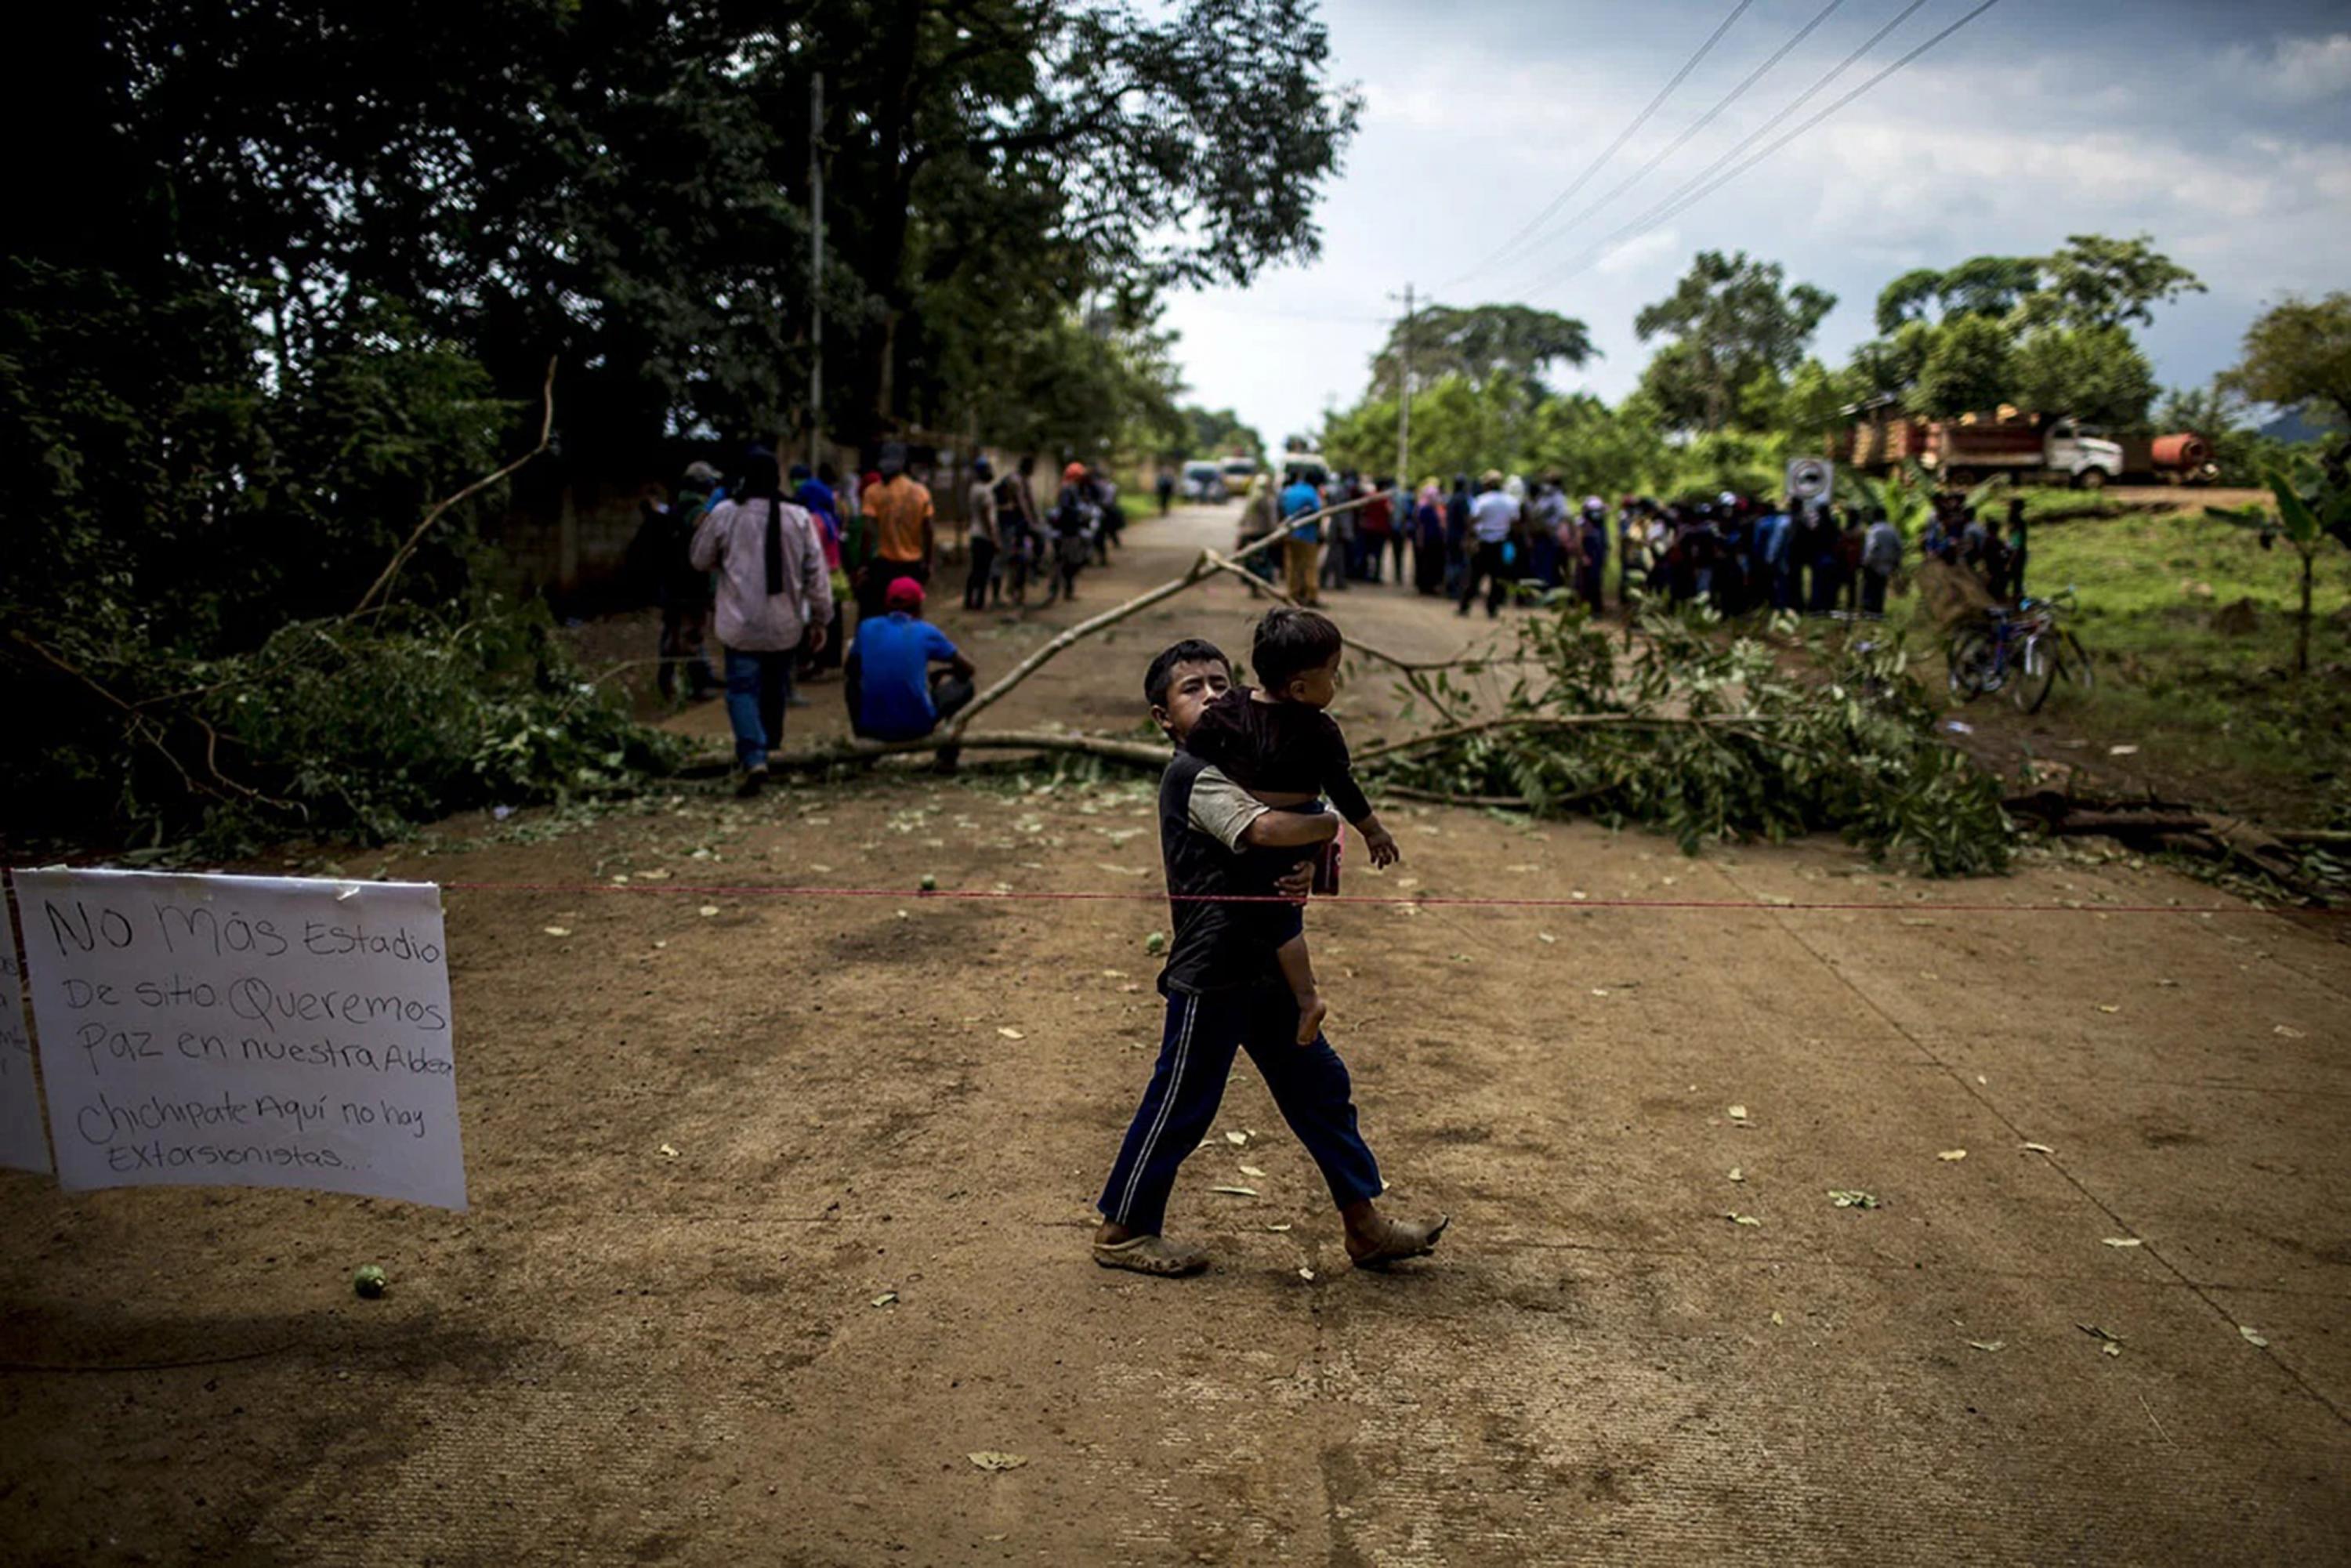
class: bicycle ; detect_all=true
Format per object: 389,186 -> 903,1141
1945,587 -> 2093,713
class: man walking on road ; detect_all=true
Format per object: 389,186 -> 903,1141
1457,469 -> 1518,618
1092,639 -> 1449,1276
1279,470 -> 1323,606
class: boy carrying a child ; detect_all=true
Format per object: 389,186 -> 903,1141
1091,629 -> 1444,1277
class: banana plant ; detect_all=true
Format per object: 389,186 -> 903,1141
1835,462 -> 2010,544
2207,449 -> 2351,676
1834,462 -> 1933,541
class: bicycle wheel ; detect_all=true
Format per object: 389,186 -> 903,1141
1946,627 -> 1994,701
2009,634 -> 2056,712
2024,629 -> 2095,714
2059,631 -> 2093,696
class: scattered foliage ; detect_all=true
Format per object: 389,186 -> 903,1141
16,600 -> 681,856
1366,603 -> 2013,876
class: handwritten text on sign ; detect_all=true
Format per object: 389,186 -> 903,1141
14,870 -> 467,1209
0,891 -> 51,1173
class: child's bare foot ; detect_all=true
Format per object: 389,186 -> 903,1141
1295,991 -> 1328,1045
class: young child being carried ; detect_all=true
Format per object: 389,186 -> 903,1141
1183,607 -> 1400,1044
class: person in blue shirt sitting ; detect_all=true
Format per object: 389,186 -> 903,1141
844,577 -> 978,743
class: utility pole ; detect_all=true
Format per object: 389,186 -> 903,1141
1393,282 -> 1415,489
807,70 -> 825,470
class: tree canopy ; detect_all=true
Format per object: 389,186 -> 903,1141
1634,251 -> 1835,433
1176,407 -> 1267,464
1908,314 -> 2016,419
1368,303 -> 1596,399
2023,234 -> 2208,332
2222,293 -> 2351,430
2009,324 -> 2160,429
1313,232 -> 2260,500
1875,256 -> 2041,335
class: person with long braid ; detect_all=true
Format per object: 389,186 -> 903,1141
690,447 -> 834,797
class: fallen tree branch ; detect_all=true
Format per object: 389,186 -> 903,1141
2023,812 -> 2219,838
9,630 -> 292,809
947,557 -> 1215,735
740,727 -> 1172,774
1353,710 -> 1791,766
945,491 -> 1384,739
1197,551 -> 1507,675
350,356 -> 557,619
1378,783 -> 1632,813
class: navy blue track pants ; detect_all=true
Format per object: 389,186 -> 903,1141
1098,983 -> 1384,1236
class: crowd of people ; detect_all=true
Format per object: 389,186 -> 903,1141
630,443 -> 2037,795
1228,468 -> 2033,624
630,441 -> 1143,795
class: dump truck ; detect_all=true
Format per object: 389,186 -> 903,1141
1839,407 -> 2122,488
1839,404 -> 2212,488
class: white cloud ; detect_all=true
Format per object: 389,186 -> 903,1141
2227,32 -> 2351,102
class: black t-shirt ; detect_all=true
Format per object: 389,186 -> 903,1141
1157,753 -> 1286,996
1183,686 -> 1372,823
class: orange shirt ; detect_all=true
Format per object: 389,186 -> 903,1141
868,476 -> 934,563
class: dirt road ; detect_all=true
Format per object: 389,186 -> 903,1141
4,506 -> 2348,1564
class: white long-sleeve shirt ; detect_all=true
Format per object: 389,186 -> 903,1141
690,497 -> 835,653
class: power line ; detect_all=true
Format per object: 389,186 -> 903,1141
1495,0 -> 1850,282
1439,0 -> 1756,293
1525,0 -> 1995,301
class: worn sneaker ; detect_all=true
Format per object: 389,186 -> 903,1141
735,766 -> 769,798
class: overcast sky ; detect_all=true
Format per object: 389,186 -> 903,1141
1159,0 -> 2351,446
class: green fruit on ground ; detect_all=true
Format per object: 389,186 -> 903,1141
920,874 -> 938,891
1144,931 -> 1166,954
353,1265 -> 388,1299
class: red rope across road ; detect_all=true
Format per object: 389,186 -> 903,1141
437,880 -> 2312,917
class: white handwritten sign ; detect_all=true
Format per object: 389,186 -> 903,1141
14,869 -> 466,1209
0,889 -> 51,1173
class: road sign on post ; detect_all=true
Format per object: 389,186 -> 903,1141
1785,457 -> 1834,505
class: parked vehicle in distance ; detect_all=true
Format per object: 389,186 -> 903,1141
2082,427 -> 2217,485
1279,448 -> 1330,486
1840,404 -> 2124,489
1218,457 -> 1259,492
1179,461 -> 1228,503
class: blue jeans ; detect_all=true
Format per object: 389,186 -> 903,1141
723,648 -> 795,771
1098,983 -> 1384,1235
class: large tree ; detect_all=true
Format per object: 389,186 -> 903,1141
1875,255 -> 2040,335
2020,234 -> 2206,332
1907,314 -> 2016,418
802,0 -> 1360,436
2009,324 -> 2159,429
1635,251 -> 1834,433
35,0 -> 1359,455
2221,293 -> 2351,431
1368,303 -> 1595,399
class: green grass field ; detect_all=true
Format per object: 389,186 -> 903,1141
1895,501 -> 2349,824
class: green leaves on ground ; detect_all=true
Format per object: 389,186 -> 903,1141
20,599 -> 679,855
1367,601 -> 2012,877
